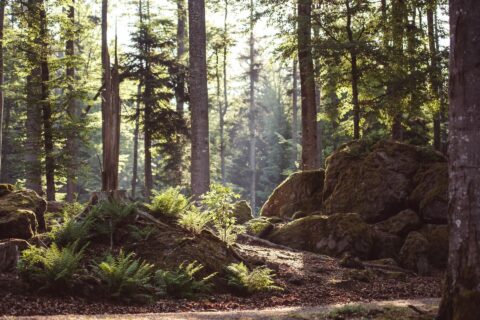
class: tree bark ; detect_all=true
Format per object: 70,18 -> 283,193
427,0 -> 441,151
188,0 -> 210,197
220,0 -> 229,184
65,0 -> 77,202
345,0 -> 360,140
292,59 -> 298,166
437,1 -> 480,319
176,0 -> 186,113
101,0 -> 119,192
248,0 -> 257,211
297,0 -> 318,169
0,0 -> 5,178
39,1 -> 56,201
131,84 -> 141,198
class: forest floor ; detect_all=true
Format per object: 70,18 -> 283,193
0,239 -> 442,318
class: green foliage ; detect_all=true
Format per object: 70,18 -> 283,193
50,215 -> 95,247
91,201 -> 138,246
146,188 -> 189,218
226,262 -> 282,295
201,184 -> 244,245
18,242 -> 86,292
246,217 -> 273,236
178,205 -> 212,234
128,224 -> 158,242
93,250 -> 157,303
154,261 -> 216,299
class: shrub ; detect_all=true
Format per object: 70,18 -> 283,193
178,205 -> 212,234
93,250 -> 157,303
18,241 -> 86,292
201,184 -> 244,245
91,200 -> 138,247
50,215 -> 95,247
226,262 -> 282,295
146,187 -> 189,218
128,224 -> 158,242
154,261 -> 216,299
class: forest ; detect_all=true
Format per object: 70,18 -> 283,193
0,0 -> 479,319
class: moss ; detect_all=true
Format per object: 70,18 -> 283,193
245,218 -> 273,237
0,209 -> 37,239
0,184 -> 15,197
233,200 -> 253,224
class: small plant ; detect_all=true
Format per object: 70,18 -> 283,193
201,184 -> 244,245
50,214 -> 95,247
178,205 -> 212,234
146,187 -> 189,218
91,200 -> 138,247
93,250 -> 157,303
226,262 -> 282,295
18,241 -> 86,292
128,224 -> 158,241
154,261 -> 216,299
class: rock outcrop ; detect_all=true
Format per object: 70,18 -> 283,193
233,200 -> 253,224
267,213 -> 375,259
260,170 -> 325,218
260,140 -> 449,273
0,185 -> 47,240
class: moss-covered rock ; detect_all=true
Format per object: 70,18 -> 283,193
260,170 -> 324,218
0,189 -> 46,239
375,209 -> 421,236
399,231 -> 430,275
267,213 -> 375,259
322,140 -> 446,223
233,200 -> 253,224
409,163 -> 448,223
0,209 -> 37,240
372,230 -> 402,259
245,217 -> 274,238
419,224 -> 449,269
0,184 -> 15,197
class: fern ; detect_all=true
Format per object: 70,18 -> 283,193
128,224 -> 158,242
154,261 -> 216,299
146,187 -> 189,218
178,205 -> 212,234
18,241 -> 86,292
51,215 -> 95,247
93,250 -> 157,303
226,262 -> 282,295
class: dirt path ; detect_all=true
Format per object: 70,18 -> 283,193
6,298 -> 439,320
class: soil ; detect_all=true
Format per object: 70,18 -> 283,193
0,238 -> 442,317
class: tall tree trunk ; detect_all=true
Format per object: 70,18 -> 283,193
39,1 -> 56,201
176,0 -> 186,113
345,0 -> 360,140
65,0 -> 77,202
391,0 -> 406,141
297,0 -> 318,169
188,0 -> 210,197
0,0 -> 5,178
131,84 -> 140,198
427,0 -> 441,151
220,0 -> 229,184
248,0 -> 257,211
292,59 -> 298,166
437,1 -> 480,319
25,72 -> 43,195
101,0 -> 119,192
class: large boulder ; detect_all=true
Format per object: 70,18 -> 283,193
375,209 -> 421,236
399,231 -> 430,275
267,213 -> 375,259
322,140 -> 445,222
260,170 -> 324,218
233,200 -> 253,224
409,163 -> 448,223
0,186 -> 47,239
419,224 -> 449,269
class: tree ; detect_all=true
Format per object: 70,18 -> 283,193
189,0 -> 210,197
176,0 -> 186,113
437,1 -> 480,319
297,0 -> 318,169
101,0 -> 120,192
248,0 -> 257,210
0,0 -> 5,177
